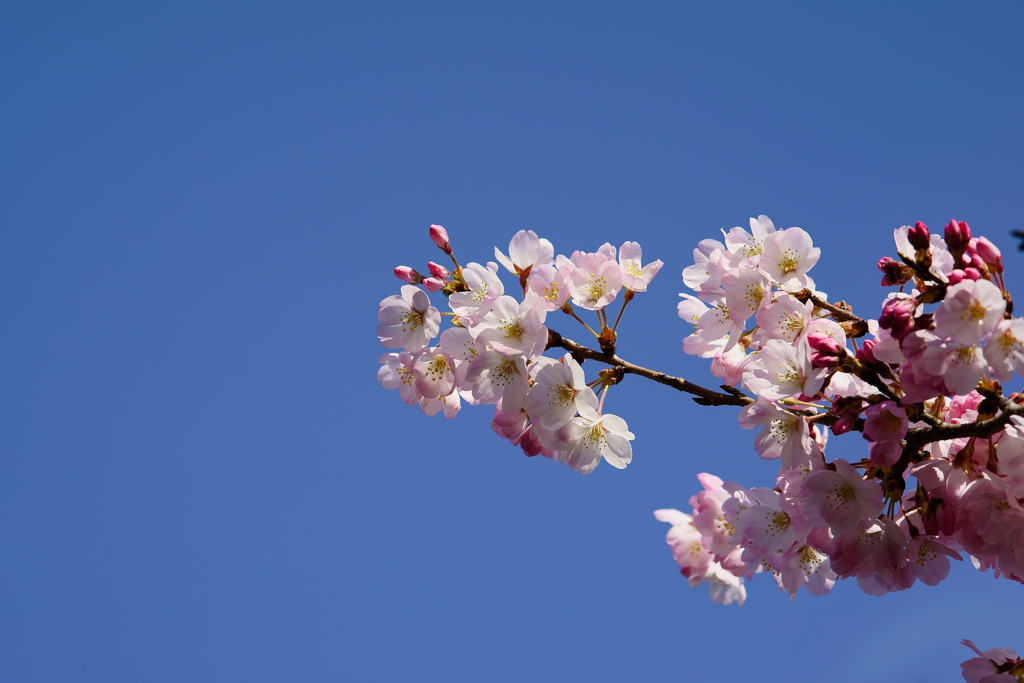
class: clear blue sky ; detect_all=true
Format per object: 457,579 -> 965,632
3,3 -> 1023,682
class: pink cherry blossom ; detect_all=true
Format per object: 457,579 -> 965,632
412,346 -> 457,398
567,250 -> 623,310
801,459 -> 884,537
861,401 -> 909,467
527,258 -> 573,311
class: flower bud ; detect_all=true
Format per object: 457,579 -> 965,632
878,296 -> 917,341
974,236 -> 1003,273
907,221 -> 931,251
427,261 -> 450,279
421,276 -> 446,291
831,412 -> 858,435
429,224 -> 452,254
856,339 -> 878,364
807,332 -> 846,368
944,220 -> 971,255
394,266 -> 423,284
947,269 -> 965,285
877,257 -> 914,286
962,267 -> 982,281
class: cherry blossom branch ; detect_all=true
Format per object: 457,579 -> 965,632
906,396 -> 1024,448
546,328 -> 754,407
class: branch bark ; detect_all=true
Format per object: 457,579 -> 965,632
546,329 -> 754,407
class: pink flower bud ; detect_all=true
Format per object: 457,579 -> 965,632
832,412 -> 857,435
907,221 -> 931,251
807,332 -> 846,368
878,296 -> 917,341
856,339 -> 878,364
963,267 -> 982,281
427,261 -> 450,279
429,224 -> 452,254
944,219 -> 971,254
947,269 -> 966,285
807,332 -> 844,355
975,236 -> 1003,272
877,257 -> 913,286
394,266 -> 423,283
421,276 -> 446,291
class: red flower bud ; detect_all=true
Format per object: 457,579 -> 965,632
944,220 -> 971,254
907,222 -> 931,251
878,296 -> 917,341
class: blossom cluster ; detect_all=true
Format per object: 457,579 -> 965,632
376,216 -> 1022,681
377,225 -> 662,474
660,216 -> 1024,621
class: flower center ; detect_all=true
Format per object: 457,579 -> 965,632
777,248 -> 801,275
585,275 -> 608,301
961,300 -> 986,323
400,311 -> 423,331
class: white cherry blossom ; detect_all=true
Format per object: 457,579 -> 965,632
745,339 -> 826,401
934,279 -> 1005,346
761,227 -> 820,290
523,354 -> 599,430
617,241 -> 663,292
682,238 -> 729,297
721,265 -> 771,326
472,292 -> 548,359
494,229 -> 554,276
377,352 -> 420,406
463,351 -> 529,411
377,285 -> 441,353
984,318 -> 1024,382
449,262 -> 504,326
755,293 -> 813,343
738,399 -> 815,469
723,215 -> 776,267
555,412 -> 634,474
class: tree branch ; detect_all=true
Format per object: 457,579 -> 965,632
905,397 -> 1024,449
546,329 -> 754,407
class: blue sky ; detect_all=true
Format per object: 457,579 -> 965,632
3,3 -> 1024,681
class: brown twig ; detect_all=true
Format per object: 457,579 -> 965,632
546,329 -> 754,407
